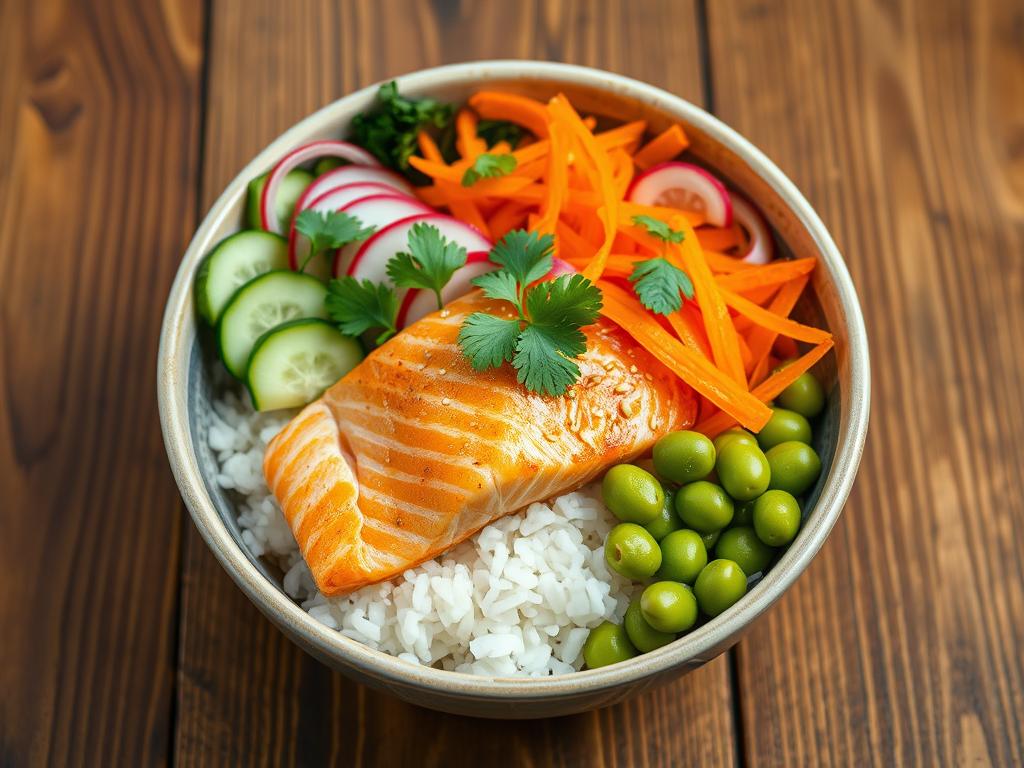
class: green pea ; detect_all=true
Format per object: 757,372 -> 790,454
716,442 -> 771,501
753,490 -> 802,546
644,490 -> 684,542
604,523 -> 662,580
675,481 -> 734,533
653,430 -> 716,484
716,526 -> 775,575
603,464 -> 665,524
713,428 -> 759,455
766,441 -> 822,496
757,408 -> 813,451
777,372 -> 826,418
656,529 -> 708,584
701,530 -> 721,549
583,621 -> 637,668
732,499 -> 756,528
640,581 -> 699,633
694,559 -> 748,617
624,599 -> 675,652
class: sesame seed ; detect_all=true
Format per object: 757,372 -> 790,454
629,365 -> 638,374
440,309 -> 450,318
614,383 -> 632,394
424,351 -> 432,358
439,368 -> 447,376
442,397 -> 451,406
603,361 -> 616,372
619,400 -> 636,418
566,389 -> 577,398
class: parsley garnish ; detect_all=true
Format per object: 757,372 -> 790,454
351,81 -> 454,172
325,278 -> 399,345
386,222 -> 467,310
629,258 -> 695,315
462,153 -> 517,186
477,119 -> 525,148
294,210 -> 375,272
632,214 -> 685,243
458,231 -> 602,396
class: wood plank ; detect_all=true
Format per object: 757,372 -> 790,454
0,0 -> 205,765
707,0 -> 1024,764
176,1 -> 735,765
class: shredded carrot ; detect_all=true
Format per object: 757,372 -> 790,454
666,304 -> 712,359
716,258 -> 816,292
746,276 -> 808,381
469,91 -> 550,138
487,201 -> 530,239
696,339 -> 834,436
704,250 -> 754,273
417,131 -> 443,163
533,119 -> 570,236
600,282 -> 772,431
633,125 -> 690,170
696,226 -> 741,252
455,109 -> 487,160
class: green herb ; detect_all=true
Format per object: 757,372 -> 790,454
325,277 -> 399,345
477,119 -> 525,148
632,214 -> 685,243
629,258 -> 695,315
351,81 -> 454,172
294,210 -> 375,272
462,153 -> 518,186
458,230 -> 603,396
386,222 -> 468,310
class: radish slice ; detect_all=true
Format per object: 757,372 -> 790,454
397,252 -> 494,328
548,258 -> 577,278
286,182 -> 408,271
260,140 -> 383,232
731,194 -> 774,264
331,195 -> 436,277
627,161 -> 733,227
347,214 -> 492,284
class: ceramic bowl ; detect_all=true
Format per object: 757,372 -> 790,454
158,60 -> 870,718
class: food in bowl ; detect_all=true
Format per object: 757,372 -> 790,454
195,81 -> 834,677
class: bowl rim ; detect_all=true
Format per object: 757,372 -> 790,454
158,59 -> 870,699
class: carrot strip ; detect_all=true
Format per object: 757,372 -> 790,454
449,197 -> 491,239
555,221 -> 595,262
719,287 -> 831,344
620,201 -> 706,227
673,219 -> 747,387
704,250 -> 754,273
695,339 -> 834,437
696,227 -> 741,251
487,201 -> 530,239
469,91 -> 550,138
633,125 -> 690,171
747,275 -> 808,381
455,109 -> 487,160
600,282 -> 771,431
716,258 -> 816,292
610,148 -> 635,199
666,305 -> 712,358
417,131 -> 444,163
533,119 -> 570,235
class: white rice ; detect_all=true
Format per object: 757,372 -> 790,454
207,391 -> 636,676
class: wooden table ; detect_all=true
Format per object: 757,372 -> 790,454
3,0 -> 1022,764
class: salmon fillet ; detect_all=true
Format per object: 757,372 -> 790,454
264,292 -> 696,595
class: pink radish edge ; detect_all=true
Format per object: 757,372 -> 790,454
626,161 -> 733,228
397,252 -> 492,328
259,140 -> 382,232
730,193 -> 774,264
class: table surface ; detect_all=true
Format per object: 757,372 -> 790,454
3,0 -> 1023,764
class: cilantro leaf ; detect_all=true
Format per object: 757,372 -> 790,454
525,274 -> 603,330
629,257 -> 695,315
477,119 -> 525,148
471,270 -> 521,308
325,277 -> 399,345
351,81 -> 454,172
386,222 -> 467,309
457,313 -> 521,371
294,210 -> 375,272
489,230 -> 554,292
462,153 -> 518,186
632,214 -> 685,243
512,324 -> 585,397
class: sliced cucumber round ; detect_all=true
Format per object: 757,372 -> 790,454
246,168 -> 314,229
217,270 -> 328,378
247,319 -> 364,410
195,230 -> 289,324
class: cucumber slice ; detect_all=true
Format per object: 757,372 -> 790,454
313,157 -> 346,176
194,230 -> 289,324
247,319 -> 363,410
217,270 -> 328,378
246,169 -> 314,229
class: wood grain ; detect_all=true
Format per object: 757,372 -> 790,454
176,1 -> 737,765
707,0 -> 1024,765
0,0 -> 204,765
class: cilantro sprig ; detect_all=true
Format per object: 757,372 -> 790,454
325,278 -> 399,345
458,231 -> 603,397
628,215 -> 694,315
351,81 -> 454,172
294,210 -> 375,272
387,222 -> 467,309
462,153 -> 517,186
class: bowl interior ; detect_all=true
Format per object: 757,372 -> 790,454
163,61 -> 867,711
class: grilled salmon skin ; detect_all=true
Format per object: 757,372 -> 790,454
264,293 -> 696,595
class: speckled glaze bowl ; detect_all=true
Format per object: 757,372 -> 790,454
158,61 -> 870,718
